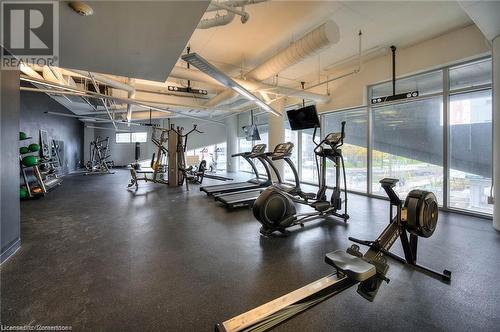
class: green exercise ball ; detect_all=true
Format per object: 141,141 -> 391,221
22,155 -> 38,167
20,187 -> 29,199
19,131 -> 27,140
20,146 -> 30,154
28,143 -> 40,152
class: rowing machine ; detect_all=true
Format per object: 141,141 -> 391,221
215,178 -> 451,332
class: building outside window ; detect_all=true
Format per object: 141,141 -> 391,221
365,58 -> 492,216
284,121 -> 299,182
301,128 -> 318,184
230,58 -> 493,218
115,133 -> 131,143
448,90 -> 492,214
237,111 -> 268,175
371,97 -> 444,203
186,142 -> 227,172
324,108 -> 368,192
115,132 -> 148,143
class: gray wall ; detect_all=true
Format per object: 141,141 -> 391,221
89,118 -> 227,166
1,68 -> 21,263
20,90 -> 84,173
83,127 -> 95,163
92,120 -> 161,167
165,118 -> 227,151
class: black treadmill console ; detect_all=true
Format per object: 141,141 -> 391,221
272,142 -> 294,157
252,144 -> 267,154
324,132 -> 342,147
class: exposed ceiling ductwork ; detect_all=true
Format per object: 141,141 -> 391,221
197,0 -> 268,29
198,11 -> 236,30
168,66 -> 330,103
246,20 -> 340,81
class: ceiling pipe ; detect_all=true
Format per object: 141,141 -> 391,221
205,0 -> 267,12
88,72 -> 117,129
126,78 -> 135,124
19,63 -> 44,80
169,66 -> 330,103
198,11 -> 235,29
20,80 -> 226,126
20,77 -> 208,111
204,89 -> 239,107
210,2 -> 249,23
170,66 -> 223,87
69,69 -> 135,93
199,0 -> 268,29
246,20 -> 340,81
49,66 -> 67,84
31,65 -> 137,124
85,126 -> 128,132
306,31 -> 363,90
42,66 -> 62,84
44,111 -> 132,124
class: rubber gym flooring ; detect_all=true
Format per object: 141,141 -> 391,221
1,170 -> 499,331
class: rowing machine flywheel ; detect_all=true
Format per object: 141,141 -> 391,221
403,189 -> 438,238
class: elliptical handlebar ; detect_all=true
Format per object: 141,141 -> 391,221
312,121 -> 346,154
184,125 -> 204,137
171,124 -> 204,137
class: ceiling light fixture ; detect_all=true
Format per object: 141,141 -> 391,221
181,53 -> 281,117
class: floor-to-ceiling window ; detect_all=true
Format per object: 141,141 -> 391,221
301,128 -> 319,184
284,120 -> 299,182
324,108 -> 368,192
229,57 -> 493,218
237,111 -> 269,175
365,58 -> 492,216
237,111 -> 255,172
370,68 -> 445,202
448,59 -> 493,214
186,142 -> 227,172
371,97 -> 444,203
253,113 -> 269,176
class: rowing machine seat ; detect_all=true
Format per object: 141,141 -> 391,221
324,250 -> 376,281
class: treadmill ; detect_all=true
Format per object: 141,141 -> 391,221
200,144 -> 269,196
214,142 -> 301,208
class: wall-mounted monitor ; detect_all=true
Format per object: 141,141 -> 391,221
287,105 -> 320,130
243,124 -> 261,141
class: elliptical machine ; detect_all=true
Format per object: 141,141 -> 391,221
254,120 -> 349,236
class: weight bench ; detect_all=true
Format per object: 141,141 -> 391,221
325,250 -> 376,282
128,167 -> 167,188
135,168 -> 154,174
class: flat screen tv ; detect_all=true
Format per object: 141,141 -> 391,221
287,105 -> 320,130
243,124 -> 261,141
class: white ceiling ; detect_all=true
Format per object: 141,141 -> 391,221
41,0 -> 478,122
187,0 -> 472,87
59,1 -> 210,81
458,0 -> 500,41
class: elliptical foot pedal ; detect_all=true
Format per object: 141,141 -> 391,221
325,250 -> 376,282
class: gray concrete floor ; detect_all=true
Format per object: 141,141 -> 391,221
1,170 -> 499,331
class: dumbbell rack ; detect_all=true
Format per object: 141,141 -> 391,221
20,135 -> 46,199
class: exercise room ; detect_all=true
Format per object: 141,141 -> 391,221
1,1 -> 499,331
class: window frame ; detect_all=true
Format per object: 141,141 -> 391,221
115,132 -> 131,144
317,56 -> 493,219
131,132 -> 148,143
